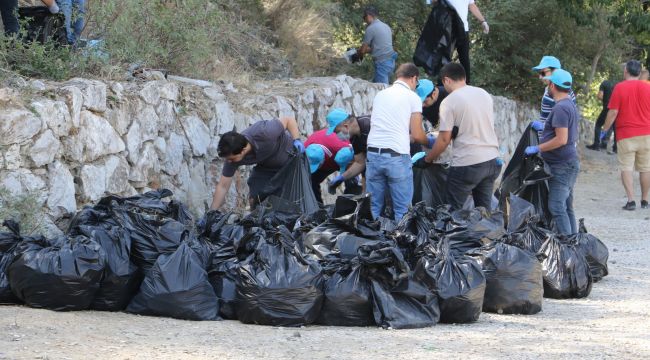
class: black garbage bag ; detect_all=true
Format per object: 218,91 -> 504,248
66,206 -> 118,235
413,0 -> 464,76
8,235 -> 105,311
397,202 -> 435,249
332,194 -> 374,228
126,239 -> 219,321
507,216 -> 553,255
17,6 -> 67,45
0,220 -> 22,304
468,242 -> 543,314
237,227 -> 324,326
571,219 -> 609,282
304,215 -> 383,260
261,154 -> 320,215
241,196 -> 302,230
445,208 -> 505,254
316,258 -> 375,326
499,124 -> 553,226
538,235 -> 592,299
414,239 -> 485,323
114,209 -> 185,271
412,164 -> 449,208
358,241 -> 440,329
506,195 -> 537,233
98,189 -> 176,216
78,225 -> 142,311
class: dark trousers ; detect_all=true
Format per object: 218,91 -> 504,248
456,31 -> 471,84
1,0 -> 19,36
446,158 -> 501,210
592,108 -> 616,148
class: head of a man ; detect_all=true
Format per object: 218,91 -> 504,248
218,131 -> 250,163
416,79 -> 439,107
640,69 -> 649,81
544,69 -> 572,98
532,56 -> 562,85
326,108 -> 356,141
439,63 -> 466,93
624,60 -> 642,80
395,63 -> 420,90
363,6 -> 379,25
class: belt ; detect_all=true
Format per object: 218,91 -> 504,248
367,147 -> 401,157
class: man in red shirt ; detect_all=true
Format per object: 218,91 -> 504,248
305,129 -> 356,203
602,60 -> 650,210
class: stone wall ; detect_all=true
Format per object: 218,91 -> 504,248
0,74 -> 592,235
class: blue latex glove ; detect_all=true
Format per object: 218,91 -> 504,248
327,175 -> 345,194
293,139 -> 305,153
426,134 -> 436,149
524,145 -> 540,156
599,130 -> 608,141
411,152 -> 426,164
196,216 -> 206,229
531,121 -> 545,131
496,158 -> 504,166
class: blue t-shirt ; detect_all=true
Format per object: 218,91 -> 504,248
540,98 -> 579,164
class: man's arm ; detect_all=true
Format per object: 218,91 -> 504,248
425,131 -> 452,163
410,112 -> 428,145
358,43 -> 371,58
341,152 -> 367,179
602,109 -> 618,131
278,117 -> 301,139
539,127 -> 568,152
210,176 -> 233,210
469,3 -> 487,22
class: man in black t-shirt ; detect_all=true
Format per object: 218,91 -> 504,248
324,108 -> 371,192
587,80 -> 616,151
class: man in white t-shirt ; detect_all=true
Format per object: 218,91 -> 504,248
424,62 -> 501,210
366,63 -> 429,220
446,0 -> 489,84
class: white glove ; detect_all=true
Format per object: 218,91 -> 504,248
48,3 -> 60,14
481,21 -> 489,34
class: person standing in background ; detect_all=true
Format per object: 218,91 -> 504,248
445,0 -> 489,84
530,56 -> 577,133
587,79 -> 616,151
355,6 -> 397,84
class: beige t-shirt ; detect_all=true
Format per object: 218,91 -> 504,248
439,85 -> 500,167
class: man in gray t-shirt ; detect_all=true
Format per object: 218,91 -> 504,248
210,118 -> 305,210
356,6 -> 396,84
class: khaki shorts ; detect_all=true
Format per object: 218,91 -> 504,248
617,135 -> 650,172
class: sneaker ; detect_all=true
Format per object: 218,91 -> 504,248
642,200 -> 648,209
622,201 -> 636,211
586,144 -> 600,151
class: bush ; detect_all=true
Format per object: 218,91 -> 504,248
0,187 -> 43,235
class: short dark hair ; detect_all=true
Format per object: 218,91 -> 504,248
551,83 -> 570,93
626,60 -> 642,77
218,131 -> 248,157
395,63 -> 419,79
439,63 -> 466,81
363,6 -> 379,18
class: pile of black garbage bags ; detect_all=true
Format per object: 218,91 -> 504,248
0,186 -> 609,329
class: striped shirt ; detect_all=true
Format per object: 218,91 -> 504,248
539,87 -> 577,124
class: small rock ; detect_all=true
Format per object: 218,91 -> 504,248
292,331 -> 301,338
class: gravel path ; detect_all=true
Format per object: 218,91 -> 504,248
1,149 -> 649,360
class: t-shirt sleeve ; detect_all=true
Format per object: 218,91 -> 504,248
222,162 -> 237,177
410,93 -> 423,113
362,25 -> 375,46
265,119 -> 286,139
608,85 -> 621,110
438,98 -> 454,132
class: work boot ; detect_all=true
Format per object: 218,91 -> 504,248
641,200 -> 648,209
586,144 -> 600,151
622,201 -> 636,211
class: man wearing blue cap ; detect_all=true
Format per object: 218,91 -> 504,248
525,69 -> 580,235
304,129 -> 357,203
530,56 -> 577,133
325,108 -> 372,193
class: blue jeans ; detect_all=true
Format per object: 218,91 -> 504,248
373,52 -> 397,84
366,152 -> 413,221
547,159 -> 580,235
57,0 -> 85,45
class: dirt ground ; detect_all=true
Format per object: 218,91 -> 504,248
1,149 -> 649,360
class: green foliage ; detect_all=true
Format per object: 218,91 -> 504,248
0,187 -> 43,235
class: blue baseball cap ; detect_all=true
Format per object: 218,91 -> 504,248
532,56 -> 562,71
306,144 -> 325,173
326,108 -> 351,135
334,147 -> 354,172
416,79 -> 435,102
544,69 -> 572,89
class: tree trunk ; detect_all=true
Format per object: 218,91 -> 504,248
585,41 -> 607,95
